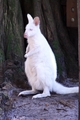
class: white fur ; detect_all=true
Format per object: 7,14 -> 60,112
18,14 -> 79,99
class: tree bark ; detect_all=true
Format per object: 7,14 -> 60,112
0,0 -> 24,83
0,0 -> 78,84
50,0 -> 78,78
3,0 -> 24,61
0,0 -> 5,83
41,0 -> 66,76
20,0 -> 34,26
77,0 -> 80,119
33,0 -> 46,35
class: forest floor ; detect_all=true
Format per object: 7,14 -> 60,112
0,79 -> 78,120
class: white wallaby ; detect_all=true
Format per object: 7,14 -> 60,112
18,14 -> 79,99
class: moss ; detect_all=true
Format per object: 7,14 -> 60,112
3,0 -> 24,62
50,39 -> 65,76
55,53 -> 62,75
7,34 -> 13,57
0,49 -> 4,64
14,38 -> 23,57
53,39 -> 60,50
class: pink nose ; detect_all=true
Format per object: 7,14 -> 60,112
24,33 -> 27,39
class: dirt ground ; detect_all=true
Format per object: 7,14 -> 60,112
0,80 -> 78,120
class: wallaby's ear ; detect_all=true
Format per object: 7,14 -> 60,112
34,17 -> 40,26
27,14 -> 33,23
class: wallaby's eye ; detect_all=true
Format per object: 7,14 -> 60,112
30,29 -> 33,31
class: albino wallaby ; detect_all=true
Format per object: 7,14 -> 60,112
18,14 -> 79,99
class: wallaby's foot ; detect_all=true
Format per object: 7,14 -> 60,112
32,87 -> 51,99
32,93 -> 51,99
18,90 -> 38,96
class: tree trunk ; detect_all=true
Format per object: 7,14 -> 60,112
0,0 -> 78,84
33,0 -> 66,77
0,0 -> 24,83
50,0 -> 78,78
3,0 -> 24,61
20,0 -> 34,26
77,0 -> 80,118
0,0 -> 5,83
33,0 -> 46,35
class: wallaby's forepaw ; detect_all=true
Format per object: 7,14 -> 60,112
24,54 -> 28,58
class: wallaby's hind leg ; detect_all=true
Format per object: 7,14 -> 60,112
32,87 -> 51,99
18,89 -> 38,96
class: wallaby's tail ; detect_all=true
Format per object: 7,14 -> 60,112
53,81 -> 79,94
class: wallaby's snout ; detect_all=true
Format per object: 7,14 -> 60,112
24,33 -> 27,39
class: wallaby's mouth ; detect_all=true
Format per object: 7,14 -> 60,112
24,33 -> 27,39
